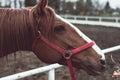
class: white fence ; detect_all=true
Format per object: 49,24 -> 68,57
0,45 -> 120,80
60,15 -> 120,23
0,64 -> 63,80
60,15 -> 120,28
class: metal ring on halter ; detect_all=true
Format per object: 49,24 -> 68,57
63,50 -> 72,59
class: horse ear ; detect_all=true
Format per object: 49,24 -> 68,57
37,0 -> 48,15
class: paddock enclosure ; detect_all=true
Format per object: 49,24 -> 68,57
0,23 -> 120,80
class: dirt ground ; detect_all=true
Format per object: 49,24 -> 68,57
0,24 -> 120,80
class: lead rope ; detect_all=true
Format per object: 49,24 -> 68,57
66,58 -> 76,80
63,50 -> 76,80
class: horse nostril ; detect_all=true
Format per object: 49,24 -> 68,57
100,59 -> 106,65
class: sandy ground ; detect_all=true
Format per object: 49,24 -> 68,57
0,24 -> 120,80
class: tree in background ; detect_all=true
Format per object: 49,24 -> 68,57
104,1 -> 112,13
48,0 -> 59,12
65,2 -> 74,14
94,0 -> 103,10
76,0 -> 84,15
84,0 -> 93,15
48,0 -> 66,13
48,0 -> 94,15
0,0 -> 119,16
25,0 -> 37,7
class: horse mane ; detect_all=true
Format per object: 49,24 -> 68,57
0,5 -> 56,57
0,8 -> 33,57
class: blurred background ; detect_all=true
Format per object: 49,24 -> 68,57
0,0 -> 120,16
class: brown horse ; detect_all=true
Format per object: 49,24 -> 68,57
0,0 -> 106,79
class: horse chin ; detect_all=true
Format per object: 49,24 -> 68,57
85,68 -> 101,76
85,64 -> 106,76
74,64 -> 102,76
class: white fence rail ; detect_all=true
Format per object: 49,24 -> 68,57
0,64 -> 63,80
60,15 -> 120,28
60,15 -> 120,23
0,45 -> 120,80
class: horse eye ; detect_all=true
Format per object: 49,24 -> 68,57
54,25 -> 66,34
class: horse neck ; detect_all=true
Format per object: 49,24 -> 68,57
0,8 -> 33,57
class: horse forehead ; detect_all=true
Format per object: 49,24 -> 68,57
56,15 -> 105,60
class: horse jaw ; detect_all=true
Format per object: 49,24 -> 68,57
56,15 -> 105,60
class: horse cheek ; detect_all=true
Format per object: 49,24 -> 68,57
33,41 -> 62,64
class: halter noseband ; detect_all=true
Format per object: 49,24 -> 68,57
29,10 -> 94,80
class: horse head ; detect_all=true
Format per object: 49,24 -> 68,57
30,0 -> 106,76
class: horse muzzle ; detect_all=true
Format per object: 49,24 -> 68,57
72,59 -> 106,76
84,59 -> 106,76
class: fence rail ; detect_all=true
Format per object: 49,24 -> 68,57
0,64 -> 63,80
60,15 -> 120,23
0,45 -> 120,80
60,15 -> 120,28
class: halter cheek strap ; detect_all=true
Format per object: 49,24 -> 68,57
32,31 -> 94,80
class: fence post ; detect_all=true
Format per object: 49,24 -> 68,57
65,15 -> 67,19
74,16 -> 77,20
48,69 -> 55,80
85,17 -> 88,21
115,18 -> 118,23
99,17 -> 102,22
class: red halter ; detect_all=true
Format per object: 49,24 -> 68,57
32,31 -> 95,80
29,9 -> 94,80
